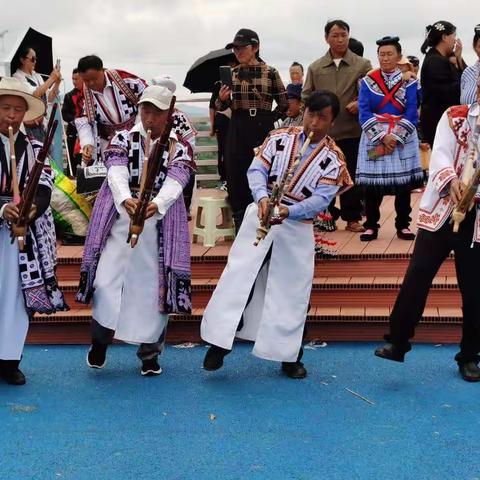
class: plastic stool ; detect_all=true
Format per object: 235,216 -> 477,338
192,197 -> 235,247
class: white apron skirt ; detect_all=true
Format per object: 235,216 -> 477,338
93,208 -> 167,344
0,225 -> 29,360
201,203 -> 315,362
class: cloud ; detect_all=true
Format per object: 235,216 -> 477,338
1,0 -> 477,98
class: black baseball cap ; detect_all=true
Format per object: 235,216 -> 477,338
225,28 -> 260,49
286,83 -> 302,101
406,55 -> 420,67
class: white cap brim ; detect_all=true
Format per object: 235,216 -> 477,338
138,97 -> 170,111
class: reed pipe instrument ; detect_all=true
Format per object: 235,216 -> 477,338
127,97 -> 176,247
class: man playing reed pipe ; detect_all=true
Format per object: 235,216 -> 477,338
201,91 -> 352,379
76,85 -> 193,377
0,77 -> 67,386
375,77 -> 480,382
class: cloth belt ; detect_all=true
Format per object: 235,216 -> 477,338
97,117 -> 137,140
232,108 -> 272,118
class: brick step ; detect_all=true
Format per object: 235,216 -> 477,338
193,255 -> 456,279
57,255 -> 457,282
190,276 -> 460,308
60,283 -> 87,309
30,307 -> 464,345
59,277 -> 461,310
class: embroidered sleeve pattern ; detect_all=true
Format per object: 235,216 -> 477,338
167,140 -> 194,189
124,76 -> 147,100
432,166 -> 457,193
362,116 -> 387,143
391,118 -> 416,145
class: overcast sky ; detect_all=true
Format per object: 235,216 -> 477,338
1,0 -> 478,104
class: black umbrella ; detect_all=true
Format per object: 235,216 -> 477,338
8,27 -> 53,77
183,48 -> 236,94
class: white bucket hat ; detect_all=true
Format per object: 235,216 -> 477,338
150,74 -> 177,93
138,85 -> 173,111
0,77 -> 46,121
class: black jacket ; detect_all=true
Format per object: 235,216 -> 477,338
420,49 -> 464,146
62,88 -> 81,136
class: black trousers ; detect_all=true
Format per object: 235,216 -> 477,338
183,174 -> 195,212
66,133 -> 82,175
91,319 -> 166,361
364,191 -> 412,231
214,114 -> 229,182
225,112 -> 275,231
329,137 -> 363,222
387,209 -> 480,364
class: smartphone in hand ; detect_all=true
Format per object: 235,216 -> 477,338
55,58 -> 61,70
219,66 -> 233,88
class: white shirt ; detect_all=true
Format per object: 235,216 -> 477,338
13,69 -> 45,95
108,123 -> 183,218
333,58 -> 342,69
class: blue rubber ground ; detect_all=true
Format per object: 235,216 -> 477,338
1,343 -> 479,480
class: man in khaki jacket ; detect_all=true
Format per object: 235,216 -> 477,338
303,19 -> 372,232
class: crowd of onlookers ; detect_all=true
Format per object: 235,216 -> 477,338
8,19 -> 480,245
209,20 -> 480,243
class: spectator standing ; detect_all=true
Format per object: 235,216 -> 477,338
420,21 -> 466,147
460,24 -> 480,104
61,68 -> 84,174
303,20 -> 372,233
217,28 -> 287,230
13,46 -> 62,141
209,80 -> 230,190
289,62 -> 304,85
355,36 -> 423,242
280,83 -> 304,127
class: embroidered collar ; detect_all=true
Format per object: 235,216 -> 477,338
381,69 -> 402,89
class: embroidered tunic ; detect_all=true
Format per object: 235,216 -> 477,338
75,69 -> 147,163
417,103 -> 480,243
0,131 -> 67,359
356,68 -> 423,194
248,127 -> 352,216
77,123 -> 194,332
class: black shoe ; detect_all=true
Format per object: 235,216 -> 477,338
0,367 -> 26,385
281,361 -> 307,379
141,357 -> 162,376
360,229 -> 378,242
86,343 -> 107,369
203,345 -> 231,371
397,228 -> 416,241
374,343 -> 410,363
459,362 -> 480,382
